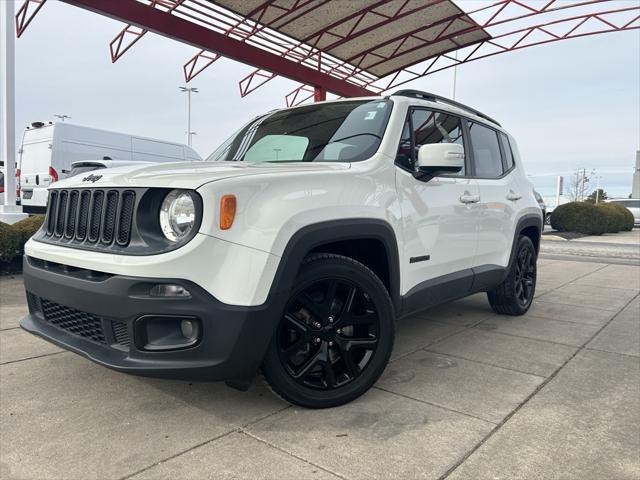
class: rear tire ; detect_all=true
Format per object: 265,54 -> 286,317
262,254 -> 395,408
487,235 -> 537,315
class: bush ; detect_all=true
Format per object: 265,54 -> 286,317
550,202 -> 608,235
596,204 -> 625,233
600,203 -> 634,231
12,215 -> 45,250
0,222 -> 21,263
0,215 -> 45,265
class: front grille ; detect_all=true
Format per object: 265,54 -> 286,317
41,298 -> 107,344
44,189 -> 136,247
31,294 -> 131,348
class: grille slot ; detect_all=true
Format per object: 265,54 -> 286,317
77,191 -> 91,240
65,191 -> 79,238
46,191 -> 58,235
88,190 -> 104,242
41,298 -> 106,345
102,191 -> 119,244
117,191 -> 135,246
55,190 -> 68,237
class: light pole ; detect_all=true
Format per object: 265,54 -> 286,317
54,114 -> 71,122
179,86 -> 198,147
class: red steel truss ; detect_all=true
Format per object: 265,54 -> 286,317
14,0 -> 640,104
365,1 -> 640,93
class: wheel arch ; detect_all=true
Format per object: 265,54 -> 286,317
267,219 -> 401,314
510,213 -> 543,267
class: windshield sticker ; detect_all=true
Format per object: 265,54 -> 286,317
364,111 -> 377,120
376,102 -> 386,109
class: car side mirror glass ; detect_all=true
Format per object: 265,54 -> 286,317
414,143 -> 464,181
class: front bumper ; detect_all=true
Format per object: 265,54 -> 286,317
20,256 -> 286,381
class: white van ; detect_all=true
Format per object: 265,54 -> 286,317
18,122 -> 202,213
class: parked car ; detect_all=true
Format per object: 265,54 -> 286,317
17,122 -> 202,213
534,190 -> 547,224
68,160 -> 153,178
607,198 -> 640,226
20,90 -> 542,408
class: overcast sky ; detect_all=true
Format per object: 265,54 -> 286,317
13,0 -> 640,197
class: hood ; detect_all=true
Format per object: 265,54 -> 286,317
51,161 -> 350,189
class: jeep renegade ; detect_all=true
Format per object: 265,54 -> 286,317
20,90 -> 542,408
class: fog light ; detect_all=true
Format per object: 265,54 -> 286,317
180,319 -> 196,339
150,284 -> 191,297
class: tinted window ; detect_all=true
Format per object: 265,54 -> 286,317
499,132 -> 515,170
469,122 -> 503,178
396,109 -> 465,175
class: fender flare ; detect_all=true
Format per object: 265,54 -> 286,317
507,213 -> 543,270
266,219 -> 402,313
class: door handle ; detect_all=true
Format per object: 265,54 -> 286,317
459,193 -> 480,204
506,191 -> 522,201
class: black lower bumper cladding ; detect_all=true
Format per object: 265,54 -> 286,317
20,256 -> 286,382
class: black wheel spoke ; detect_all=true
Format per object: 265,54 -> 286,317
297,293 -> 326,320
284,313 -> 309,335
322,358 -> 337,388
292,349 -> 323,379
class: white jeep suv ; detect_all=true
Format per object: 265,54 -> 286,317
20,90 -> 542,408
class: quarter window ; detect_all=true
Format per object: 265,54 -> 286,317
469,122 -> 503,178
499,133 -> 515,171
395,109 -> 465,175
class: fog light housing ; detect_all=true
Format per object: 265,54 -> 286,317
135,316 -> 201,351
150,284 -> 191,298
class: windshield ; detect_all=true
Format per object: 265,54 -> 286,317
207,99 -> 392,163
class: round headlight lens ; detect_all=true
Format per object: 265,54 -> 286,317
159,190 -> 196,242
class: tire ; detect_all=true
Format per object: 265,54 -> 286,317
487,235 -> 537,315
262,253 -> 395,408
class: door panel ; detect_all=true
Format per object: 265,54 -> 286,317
396,169 -> 479,293
467,122 -> 519,267
474,175 -> 519,267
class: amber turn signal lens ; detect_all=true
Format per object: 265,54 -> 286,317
219,195 -> 237,230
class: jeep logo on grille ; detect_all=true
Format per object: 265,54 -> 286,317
82,174 -> 102,183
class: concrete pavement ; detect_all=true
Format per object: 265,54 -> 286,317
541,228 -> 640,265
1,258 -> 638,480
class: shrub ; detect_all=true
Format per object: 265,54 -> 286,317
596,204 -> 625,233
550,202 -> 608,235
12,215 -> 45,246
0,222 -> 21,263
601,203 -> 634,231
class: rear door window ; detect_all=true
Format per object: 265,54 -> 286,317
468,122 -> 504,178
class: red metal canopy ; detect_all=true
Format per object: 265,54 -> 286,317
15,0 -> 640,104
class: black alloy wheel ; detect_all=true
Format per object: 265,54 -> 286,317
514,245 -> 535,306
262,254 -> 395,408
277,278 -> 379,390
487,235 -> 537,315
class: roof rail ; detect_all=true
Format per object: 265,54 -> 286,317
391,89 -> 501,127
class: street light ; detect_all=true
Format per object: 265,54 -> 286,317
179,86 -> 198,147
54,114 -> 71,122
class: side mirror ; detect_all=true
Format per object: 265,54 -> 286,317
415,143 -> 464,181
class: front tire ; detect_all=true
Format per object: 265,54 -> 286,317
262,254 -> 395,408
487,235 -> 537,315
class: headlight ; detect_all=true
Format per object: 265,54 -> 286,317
159,189 -> 196,242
